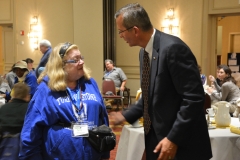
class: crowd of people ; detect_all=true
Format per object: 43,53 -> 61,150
4,2 -> 239,160
205,64 -> 240,117
0,40 -> 111,159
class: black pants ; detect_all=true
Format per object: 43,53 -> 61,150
145,126 -> 159,159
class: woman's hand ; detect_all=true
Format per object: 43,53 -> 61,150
206,87 -> 214,94
209,75 -> 215,82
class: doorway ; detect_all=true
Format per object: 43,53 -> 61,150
217,15 -> 240,65
0,24 -> 15,75
216,15 -> 240,87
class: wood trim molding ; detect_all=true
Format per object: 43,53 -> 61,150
209,0 -> 240,14
0,0 -> 13,23
228,32 -> 240,52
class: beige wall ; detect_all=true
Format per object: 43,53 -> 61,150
0,0 -> 103,87
116,0 -> 205,97
73,0 -> 103,87
13,0 -> 74,68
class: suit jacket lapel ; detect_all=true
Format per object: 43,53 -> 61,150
139,48 -> 144,86
149,49 -> 158,100
149,31 -> 161,103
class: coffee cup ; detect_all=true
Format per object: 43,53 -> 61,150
131,120 -> 140,127
203,85 -> 209,90
206,108 -> 215,117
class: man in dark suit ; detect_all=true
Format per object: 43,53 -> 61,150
111,3 -> 212,160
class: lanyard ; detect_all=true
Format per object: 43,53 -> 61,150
66,81 -> 82,114
105,69 -> 113,77
105,72 -> 110,77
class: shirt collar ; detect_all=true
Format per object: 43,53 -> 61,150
145,28 -> 156,61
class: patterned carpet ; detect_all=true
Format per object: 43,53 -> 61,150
107,105 -> 128,160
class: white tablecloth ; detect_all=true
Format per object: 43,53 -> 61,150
116,118 -> 240,160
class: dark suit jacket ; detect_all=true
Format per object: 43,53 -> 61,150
36,47 -> 52,78
123,30 -> 212,159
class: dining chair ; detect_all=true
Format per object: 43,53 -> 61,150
102,78 -> 124,110
204,93 -> 211,114
122,87 -> 131,108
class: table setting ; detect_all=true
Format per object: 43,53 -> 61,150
116,105 -> 240,160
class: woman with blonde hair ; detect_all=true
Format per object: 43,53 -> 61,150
19,42 -> 110,160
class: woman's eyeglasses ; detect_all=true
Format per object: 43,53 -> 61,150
64,56 -> 84,64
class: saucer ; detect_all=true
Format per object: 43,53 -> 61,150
131,125 -> 143,128
208,126 -> 216,129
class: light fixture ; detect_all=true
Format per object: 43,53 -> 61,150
28,16 -> 41,50
161,8 -> 179,36
31,16 -> 38,24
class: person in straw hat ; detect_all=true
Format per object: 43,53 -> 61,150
4,60 -> 38,101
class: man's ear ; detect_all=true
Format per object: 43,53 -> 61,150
133,26 -> 140,36
24,94 -> 31,102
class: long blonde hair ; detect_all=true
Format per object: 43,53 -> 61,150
38,43 -> 91,91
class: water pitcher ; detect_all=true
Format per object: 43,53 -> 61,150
214,101 -> 231,127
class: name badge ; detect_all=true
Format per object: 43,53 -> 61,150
72,124 -> 89,137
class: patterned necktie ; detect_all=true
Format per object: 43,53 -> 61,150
142,50 -> 151,134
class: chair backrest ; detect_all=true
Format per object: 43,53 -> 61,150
102,79 -> 116,95
204,93 -> 211,114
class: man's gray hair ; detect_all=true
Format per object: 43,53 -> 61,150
114,3 -> 153,31
105,59 -> 113,64
39,39 -> 51,47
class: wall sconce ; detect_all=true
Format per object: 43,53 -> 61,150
161,8 -> 179,36
28,16 -> 41,50
31,16 -> 38,24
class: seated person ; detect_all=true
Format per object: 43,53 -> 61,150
215,65 -> 222,86
4,64 -> 16,89
207,65 -> 240,117
206,65 -> 223,104
4,61 -> 38,101
103,59 -> 127,108
0,76 -> 11,94
24,58 -> 36,76
0,76 -> 11,107
0,83 -> 30,159
0,83 -> 30,133
198,65 -> 207,85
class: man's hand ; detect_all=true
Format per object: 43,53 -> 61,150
109,111 -> 126,125
153,137 -> 178,160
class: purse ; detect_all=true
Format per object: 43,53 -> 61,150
87,124 -> 116,152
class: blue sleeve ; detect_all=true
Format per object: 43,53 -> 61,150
19,86 -> 56,160
25,74 -> 38,98
19,99 -> 44,160
5,91 -> 11,102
